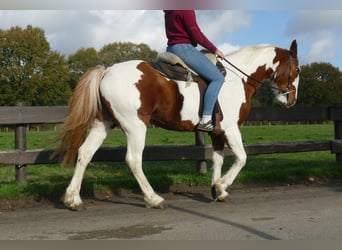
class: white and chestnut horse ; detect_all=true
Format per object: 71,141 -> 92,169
58,40 -> 300,210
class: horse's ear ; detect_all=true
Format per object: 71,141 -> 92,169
290,39 -> 297,58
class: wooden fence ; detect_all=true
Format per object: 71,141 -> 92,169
0,105 -> 341,183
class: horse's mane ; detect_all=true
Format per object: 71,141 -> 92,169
223,44 -> 278,68
225,44 -> 274,58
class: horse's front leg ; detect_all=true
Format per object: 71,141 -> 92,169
211,126 -> 247,201
63,120 -> 111,211
211,150 -> 225,198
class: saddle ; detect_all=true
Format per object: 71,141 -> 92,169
149,51 -> 226,133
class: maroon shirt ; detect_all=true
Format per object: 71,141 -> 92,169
164,10 -> 217,53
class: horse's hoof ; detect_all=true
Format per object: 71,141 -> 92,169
144,194 -> 167,209
68,204 -> 87,211
146,200 -> 168,209
62,199 -> 86,211
157,200 -> 168,209
216,193 -> 229,202
211,184 -> 229,202
211,185 -> 217,200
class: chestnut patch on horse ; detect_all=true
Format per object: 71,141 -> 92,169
136,62 -> 196,131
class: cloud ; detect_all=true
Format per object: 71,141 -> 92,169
0,10 -> 247,56
85,10 -> 166,52
285,10 -> 342,35
304,32 -> 339,64
197,10 -> 251,42
0,10 -> 167,54
219,43 -> 241,55
0,10 -> 104,54
285,10 -> 342,66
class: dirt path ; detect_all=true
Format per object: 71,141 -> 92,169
1,182 -> 342,239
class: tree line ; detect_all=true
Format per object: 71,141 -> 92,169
1,25 -> 341,107
0,25 -> 158,106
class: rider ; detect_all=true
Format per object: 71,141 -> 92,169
163,10 -> 225,132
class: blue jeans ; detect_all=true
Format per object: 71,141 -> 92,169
167,44 -> 224,117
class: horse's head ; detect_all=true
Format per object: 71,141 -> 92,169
271,40 -> 300,108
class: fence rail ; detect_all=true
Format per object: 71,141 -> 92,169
1,105 -> 342,182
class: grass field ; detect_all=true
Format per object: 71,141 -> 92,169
0,123 -> 341,200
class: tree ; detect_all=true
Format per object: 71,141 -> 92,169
67,48 -> 101,90
98,42 -> 158,67
68,42 -> 158,89
252,84 -> 274,107
297,62 -> 342,106
0,25 -> 71,106
67,42 -> 158,89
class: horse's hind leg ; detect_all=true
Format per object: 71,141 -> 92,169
124,123 -> 166,209
63,119 -> 112,211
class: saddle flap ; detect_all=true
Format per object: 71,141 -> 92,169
157,52 -> 198,76
157,51 -> 226,78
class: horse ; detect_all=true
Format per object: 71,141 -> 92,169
58,40 -> 300,210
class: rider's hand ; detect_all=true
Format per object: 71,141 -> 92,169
215,49 -> 224,59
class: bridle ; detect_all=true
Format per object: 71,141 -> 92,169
219,54 -> 296,97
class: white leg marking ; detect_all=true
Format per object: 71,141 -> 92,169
211,150 -> 224,186
64,120 -> 112,210
213,126 -> 247,201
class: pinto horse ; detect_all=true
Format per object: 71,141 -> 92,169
58,40 -> 300,210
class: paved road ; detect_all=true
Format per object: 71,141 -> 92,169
1,184 -> 342,240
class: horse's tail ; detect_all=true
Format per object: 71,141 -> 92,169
57,66 -> 106,166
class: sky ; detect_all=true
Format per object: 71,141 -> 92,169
1,1 -> 342,70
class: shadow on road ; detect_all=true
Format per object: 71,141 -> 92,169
169,204 -> 280,240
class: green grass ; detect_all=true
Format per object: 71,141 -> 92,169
0,123 -> 341,200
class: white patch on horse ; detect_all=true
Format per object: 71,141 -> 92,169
100,60 -> 143,124
293,75 -> 299,95
174,80 -> 200,124
218,75 -> 246,126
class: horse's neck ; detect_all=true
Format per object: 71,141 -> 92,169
226,46 -> 276,85
224,46 -> 276,108
228,45 -> 275,66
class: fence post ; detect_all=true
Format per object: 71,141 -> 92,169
333,118 -> 342,165
15,102 -> 27,183
330,105 -> 342,164
195,131 -> 207,173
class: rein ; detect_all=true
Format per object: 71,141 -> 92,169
219,56 -> 295,96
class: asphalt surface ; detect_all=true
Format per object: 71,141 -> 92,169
1,183 -> 342,240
